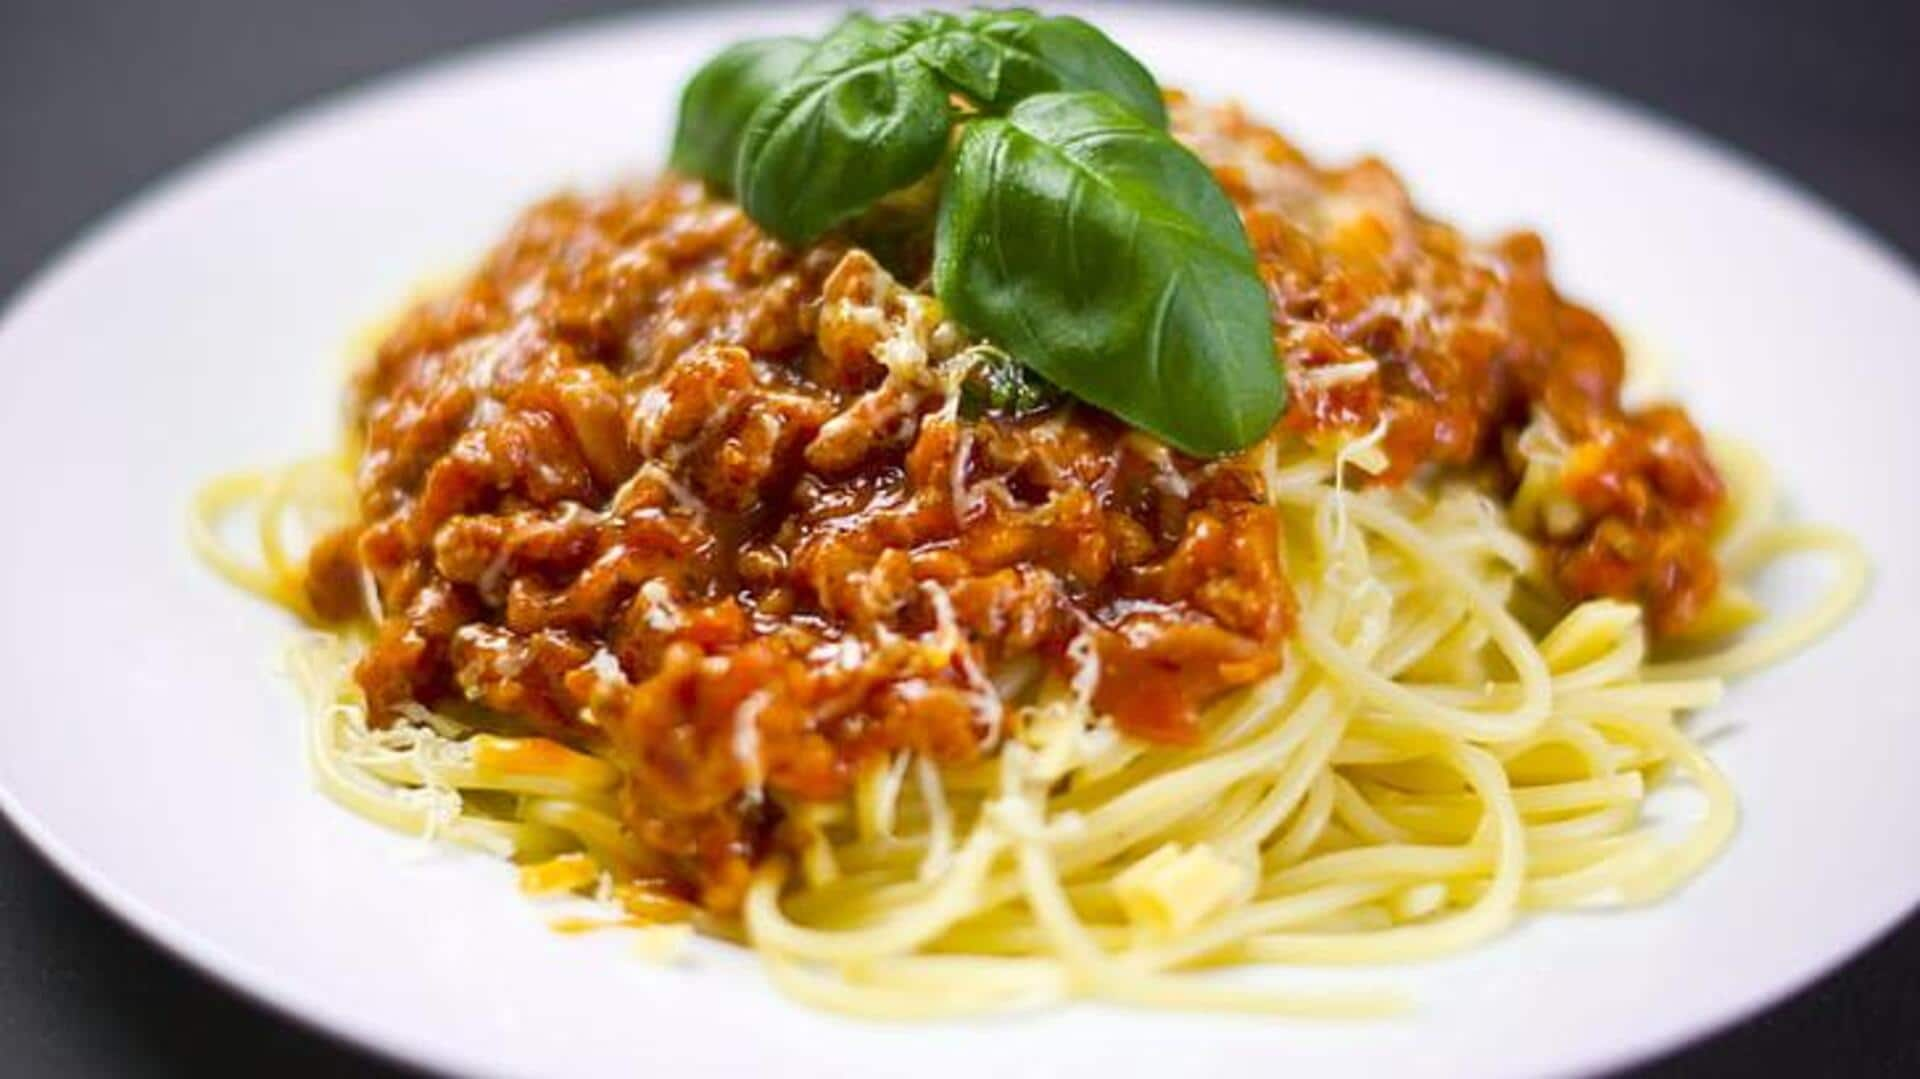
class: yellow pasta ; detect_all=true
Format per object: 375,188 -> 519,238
190,426 -> 1863,1017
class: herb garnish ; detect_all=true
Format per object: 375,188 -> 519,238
669,7 -> 1284,456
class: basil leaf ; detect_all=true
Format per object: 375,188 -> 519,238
951,9 -> 1168,127
734,14 -> 953,245
669,36 -> 813,189
933,92 -> 1283,456
899,12 -> 1006,102
728,10 -> 1170,245
897,9 -> 1165,127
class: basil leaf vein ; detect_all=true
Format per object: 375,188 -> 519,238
953,9 -> 1167,126
733,14 -> 955,245
933,91 -> 1284,455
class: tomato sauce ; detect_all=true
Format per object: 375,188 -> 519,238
1179,95 -> 1723,633
308,96 -> 1722,906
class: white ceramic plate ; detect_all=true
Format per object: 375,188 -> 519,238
2,3 -> 1916,1076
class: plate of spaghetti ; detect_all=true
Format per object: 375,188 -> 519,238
0,3 -> 1914,1077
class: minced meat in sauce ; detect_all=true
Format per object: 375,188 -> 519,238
306,95 -> 1722,907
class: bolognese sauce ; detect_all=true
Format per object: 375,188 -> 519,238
1180,96 -> 1723,633
306,95 -> 1723,907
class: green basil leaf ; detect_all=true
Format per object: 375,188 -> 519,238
933,91 -> 1283,456
898,9 -> 1166,126
669,36 -> 813,188
901,12 -> 1006,102
952,9 -> 1168,127
733,14 -> 953,245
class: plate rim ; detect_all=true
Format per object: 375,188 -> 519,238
1,3 -> 1916,1076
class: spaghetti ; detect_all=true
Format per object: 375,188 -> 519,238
190,429 -> 1864,1016
189,91 -> 1867,1018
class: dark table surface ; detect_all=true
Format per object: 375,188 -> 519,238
3,1 -> 1916,1075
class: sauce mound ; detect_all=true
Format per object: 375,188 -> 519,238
312,179 -> 1290,906
308,96 -> 1721,907
1177,96 -> 1722,634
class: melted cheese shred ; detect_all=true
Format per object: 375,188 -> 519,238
192,424 -> 1864,1017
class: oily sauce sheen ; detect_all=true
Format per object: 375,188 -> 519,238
307,96 -> 1723,908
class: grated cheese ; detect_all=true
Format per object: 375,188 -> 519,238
731,689 -> 774,792
1112,842 -> 1253,938
637,578 -> 681,632
585,646 -> 626,686
921,580 -> 1005,747
1298,358 -> 1380,389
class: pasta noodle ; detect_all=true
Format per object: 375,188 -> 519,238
189,420 -> 1864,1017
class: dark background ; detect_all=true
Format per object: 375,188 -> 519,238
2,1 -> 1915,1074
